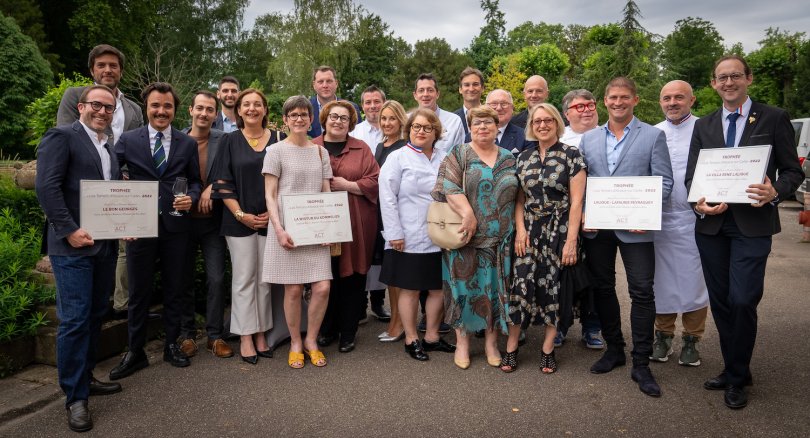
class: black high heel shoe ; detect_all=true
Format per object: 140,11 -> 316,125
500,349 -> 519,373
540,349 -> 557,374
241,354 -> 258,365
257,349 -> 273,358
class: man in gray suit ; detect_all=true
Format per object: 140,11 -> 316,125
177,90 -> 232,359
579,77 -> 673,397
56,44 -> 144,322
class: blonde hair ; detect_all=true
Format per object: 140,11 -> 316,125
525,103 -> 565,140
380,100 -> 407,141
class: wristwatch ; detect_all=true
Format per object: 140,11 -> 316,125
234,209 -> 245,221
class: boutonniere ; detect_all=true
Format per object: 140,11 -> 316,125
748,116 -> 756,124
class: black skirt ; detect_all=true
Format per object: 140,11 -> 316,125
379,250 -> 442,290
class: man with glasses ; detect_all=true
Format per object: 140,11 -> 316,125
212,76 -> 240,133
57,44 -> 144,323
579,77 -> 673,398
38,85 -> 124,432
486,89 -> 531,155
308,65 -> 361,138
455,67 -> 485,142
557,89 -> 604,350
686,55 -> 803,409
412,73 -> 464,154
510,75 -> 549,129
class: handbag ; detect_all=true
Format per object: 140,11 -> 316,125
427,145 -> 467,250
317,144 -> 343,256
799,210 -> 810,226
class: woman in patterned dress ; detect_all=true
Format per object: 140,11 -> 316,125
432,106 -> 518,369
262,95 -> 333,369
500,103 -> 586,374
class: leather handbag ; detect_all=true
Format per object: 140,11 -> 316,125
427,145 -> 467,250
799,210 -> 810,226
317,144 -> 343,257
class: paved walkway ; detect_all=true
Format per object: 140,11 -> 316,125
1,202 -> 808,437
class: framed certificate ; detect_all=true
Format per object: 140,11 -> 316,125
585,176 -> 663,230
282,191 -> 353,246
80,180 -> 159,239
687,145 -> 771,204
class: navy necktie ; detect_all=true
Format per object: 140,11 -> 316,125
725,112 -> 740,148
153,131 -> 167,174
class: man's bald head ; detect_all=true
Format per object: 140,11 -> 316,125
659,80 -> 695,123
523,75 -> 549,108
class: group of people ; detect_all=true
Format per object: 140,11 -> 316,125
35,42 -> 804,433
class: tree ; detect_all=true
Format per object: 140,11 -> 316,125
0,0 -> 61,73
788,39 -> 810,117
0,14 -> 53,158
503,22 -> 564,54
747,28 -> 806,111
467,0 -> 506,72
661,17 -> 724,88
486,44 -> 570,111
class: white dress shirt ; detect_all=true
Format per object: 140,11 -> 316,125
435,107 -> 465,155
350,121 -> 383,155
79,121 -> 111,180
148,124 -> 172,158
560,126 -> 585,147
110,91 -> 125,144
379,144 -> 446,253
721,96 -> 752,147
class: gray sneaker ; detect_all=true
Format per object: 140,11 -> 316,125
678,334 -> 701,366
649,331 -> 673,362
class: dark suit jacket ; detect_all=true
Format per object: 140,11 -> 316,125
579,117 -> 674,243
510,109 -> 529,130
685,101 -> 804,237
499,122 -> 532,155
454,107 -> 471,143
181,127 -> 225,182
57,86 -> 143,145
36,121 -> 120,256
307,96 -> 362,138
114,126 -> 202,233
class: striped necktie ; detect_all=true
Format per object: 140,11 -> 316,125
725,112 -> 740,148
153,131 -> 167,174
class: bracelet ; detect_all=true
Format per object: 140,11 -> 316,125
234,209 -> 245,221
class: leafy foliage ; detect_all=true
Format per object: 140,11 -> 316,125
26,74 -> 94,148
661,17 -> 725,88
0,206 -> 53,344
467,0 -> 506,72
0,14 -> 53,160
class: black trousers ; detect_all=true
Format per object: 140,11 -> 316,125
584,231 -> 656,366
179,216 -> 227,340
321,257 -> 367,342
695,213 -> 770,387
126,222 -> 189,352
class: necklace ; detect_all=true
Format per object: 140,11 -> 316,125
246,131 -> 264,148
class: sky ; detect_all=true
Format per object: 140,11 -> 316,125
244,0 -> 808,53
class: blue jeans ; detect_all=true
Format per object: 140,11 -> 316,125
50,242 -> 117,406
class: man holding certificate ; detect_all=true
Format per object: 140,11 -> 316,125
36,85 -> 123,432
579,77 -> 673,398
686,55 -> 804,409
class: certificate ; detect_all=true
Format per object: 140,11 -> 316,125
585,176 -> 662,230
687,145 -> 771,204
282,192 -> 353,246
80,180 -> 159,239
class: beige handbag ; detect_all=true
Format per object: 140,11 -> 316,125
427,145 -> 467,250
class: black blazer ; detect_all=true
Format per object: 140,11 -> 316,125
36,121 -> 120,256
499,122 -> 533,155
114,126 -> 202,233
686,101 -> 805,237
510,109 -> 529,130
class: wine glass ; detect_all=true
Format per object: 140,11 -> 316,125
170,177 -> 188,216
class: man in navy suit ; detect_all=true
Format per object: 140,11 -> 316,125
686,55 -> 804,409
486,89 -> 532,155
212,76 -> 239,133
454,66 -> 484,143
308,65 -> 361,138
579,77 -> 673,397
36,85 -> 123,432
109,82 -> 202,380
177,90 -> 232,359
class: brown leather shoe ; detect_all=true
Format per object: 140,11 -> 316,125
207,339 -> 234,358
180,338 -> 198,357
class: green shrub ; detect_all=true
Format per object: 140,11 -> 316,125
26,73 -> 93,149
0,208 -> 54,344
0,176 -> 44,231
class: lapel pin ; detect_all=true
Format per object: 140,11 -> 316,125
748,116 -> 756,124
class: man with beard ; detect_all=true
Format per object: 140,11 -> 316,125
212,76 -> 240,133
57,44 -> 144,323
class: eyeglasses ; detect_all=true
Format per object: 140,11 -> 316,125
567,102 -> 596,113
471,119 -> 496,127
714,73 -> 747,83
487,101 -> 512,109
531,118 -> 556,127
81,101 -> 116,114
328,113 -> 350,123
286,112 -> 308,120
410,123 -> 434,133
